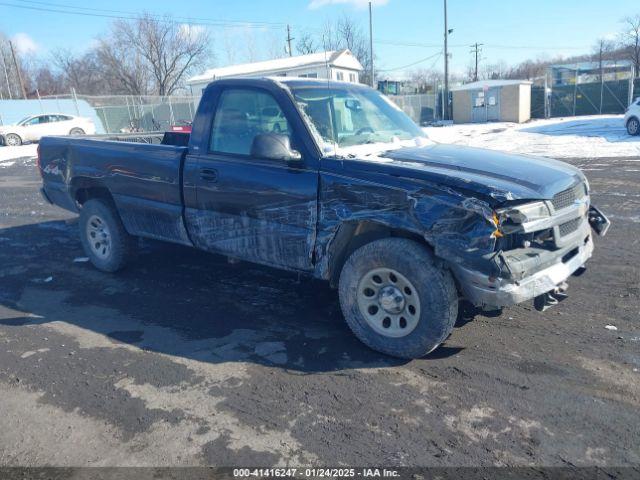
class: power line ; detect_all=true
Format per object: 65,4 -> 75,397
374,39 -> 591,51
13,0 -> 288,27
1,1 -> 288,29
378,51 -> 442,72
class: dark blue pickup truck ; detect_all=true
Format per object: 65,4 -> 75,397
38,78 -> 610,358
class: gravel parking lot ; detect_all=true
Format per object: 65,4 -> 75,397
0,153 -> 638,467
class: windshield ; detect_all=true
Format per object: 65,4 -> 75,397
290,84 -> 426,150
17,116 -> 35,126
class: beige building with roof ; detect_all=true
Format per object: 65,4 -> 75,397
451,80 -> 532,124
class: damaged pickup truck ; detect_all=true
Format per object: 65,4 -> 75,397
38,78 -> 611,358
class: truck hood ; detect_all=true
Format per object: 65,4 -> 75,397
334,144 -> 585,204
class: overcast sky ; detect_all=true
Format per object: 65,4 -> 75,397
2,0 -> 638,77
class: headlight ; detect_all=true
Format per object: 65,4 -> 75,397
497,201 -> 551,225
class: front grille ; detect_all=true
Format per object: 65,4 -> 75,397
558,217 -> 582,237
551,183 -> 586,211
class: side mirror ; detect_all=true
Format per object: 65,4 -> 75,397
250,134 -> 302,163
345,99 -> 362,111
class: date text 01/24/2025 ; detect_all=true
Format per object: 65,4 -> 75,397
233,468 -> 400,478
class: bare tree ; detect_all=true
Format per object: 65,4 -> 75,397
505,58 -> 549,80
242,29 -> 259,64
407,68 -> 442,93
481,60 -> 508,80
296,33 -> 318,55
321,15 -> 373,84
620,15 -> 640,77
221,29 -> 238,66
31,64 -> 65,95
0,33 -> 30,99
95,41 -> 151,95
52,49 -> 111,94
265,31 -> 287,60
105,14 -> 212,95
593,39 -> 616,82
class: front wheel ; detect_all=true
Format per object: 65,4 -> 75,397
338,238 -> 458,359
79,198 -> 135,272
69,128 -> 85,136
627,117 -> 640,136
4,133 -> 22,146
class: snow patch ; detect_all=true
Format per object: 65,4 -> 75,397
0,144 -> 38,164
424,115 -> 640,159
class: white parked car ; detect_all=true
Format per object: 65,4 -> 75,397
0,114 -> 96,146
625,97 -> 640,136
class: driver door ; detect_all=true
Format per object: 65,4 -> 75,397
186,87 -> 319,272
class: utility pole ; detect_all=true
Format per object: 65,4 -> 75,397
572,63 -> 579,116
443,0 -> 450,120
286,25 -> 294,57
598,40 -> 604,114
9,41 -> 27,99
470,42 -> 483,82
369,1 -> 375,88
1,49 -> 13,99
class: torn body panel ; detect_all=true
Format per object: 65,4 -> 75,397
313,156 -> 502,283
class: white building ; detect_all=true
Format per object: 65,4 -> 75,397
187,49 -> 364,98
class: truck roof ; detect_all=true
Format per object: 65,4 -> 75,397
205,76 -> 371,91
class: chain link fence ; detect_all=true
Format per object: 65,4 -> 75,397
33,91 -> 443,134
387,93 -> 441,125
531,62 -> 638,119
40,94 -> 199,134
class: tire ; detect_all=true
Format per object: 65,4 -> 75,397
627,117 -> 640,136
79,198 -> 135,272
69,128 -> 85,136
4,133 -> 22,146
339,238 -> 458,359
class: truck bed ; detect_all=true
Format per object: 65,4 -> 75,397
39,135 -> 192,246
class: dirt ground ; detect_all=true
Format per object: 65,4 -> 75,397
0,153 -> 638,468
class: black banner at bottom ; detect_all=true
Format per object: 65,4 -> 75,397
0,467 -> 638,480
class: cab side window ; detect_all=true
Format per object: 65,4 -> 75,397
25,116 -> 42,126
210,89 -> 291,156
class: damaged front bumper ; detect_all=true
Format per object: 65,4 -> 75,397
453,233 -> 593,308
451,204 -> 610,310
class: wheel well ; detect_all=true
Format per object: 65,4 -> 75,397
71,179 -> 114,207
327,221 -> 431,287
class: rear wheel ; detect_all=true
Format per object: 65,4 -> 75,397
627,117 -> 640,136
79,198 -> 135,272
4,133 -> 22,146
338,238 -> 458,359
69,128 -> 85,136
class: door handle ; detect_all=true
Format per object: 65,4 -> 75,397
200,168 -> 218,182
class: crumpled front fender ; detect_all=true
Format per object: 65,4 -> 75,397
314,171 -> 500,281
